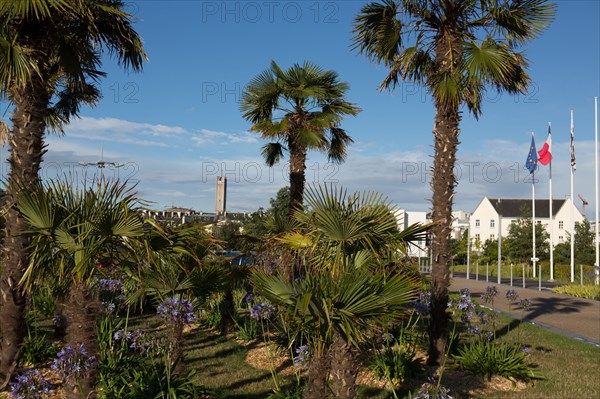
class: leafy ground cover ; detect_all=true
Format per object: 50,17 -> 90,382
2,299 -> 599,399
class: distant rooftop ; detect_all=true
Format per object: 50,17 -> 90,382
487,198 -> 566,218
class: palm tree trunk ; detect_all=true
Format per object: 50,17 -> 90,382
63,281 -> 100,399
0,77 -> 49,383
330,332 -> 360,399
288,136 -> 307,217
219,289 -> 235,335
427,102 -> 461,366
302,349 -> 331,399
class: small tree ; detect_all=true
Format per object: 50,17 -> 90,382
451,231 -> 468,265
556,219 -> 596,266
505,217 -> 550,263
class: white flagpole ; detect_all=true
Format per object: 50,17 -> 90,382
533,175 -> 537,279
570,111 -> 575,283
466,221 -> 471,279
549,123 -> 554,281
595,96 -> 599,286
532,133 -> 537,279
498,213 -> 502,284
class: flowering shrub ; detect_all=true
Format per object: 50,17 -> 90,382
51,344 -> 96,381
411,377 -> 453,399
97,278 -> 126,314
505,289 -> 519,303
98,279 -> 124,293
481,286 -> 498,304
448,288 -> 476,323
9,369 -> 53,399
157,297 -> 196,328
381,332 -> 395,344
250,302 -> 276,320
293,345 -> 310,368
518,298 -> 532,311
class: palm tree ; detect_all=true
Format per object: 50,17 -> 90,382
16,178 -> 145,398
253,186 -> 429,399
352,0 -> 555,365
240,61 -> 360,216
0,0 -> 146,380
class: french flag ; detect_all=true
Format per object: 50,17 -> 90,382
538,126 -> 552,166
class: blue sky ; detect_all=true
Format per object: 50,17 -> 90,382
2,0 -> 599,214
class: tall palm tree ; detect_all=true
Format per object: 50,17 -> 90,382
240,61 -> 360,216
0,0 -> 146,380
253,186 -> 429,399
352,0 -> 555,365
16,178 -> 145,398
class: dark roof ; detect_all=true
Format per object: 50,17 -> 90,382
488,198 -> 565,218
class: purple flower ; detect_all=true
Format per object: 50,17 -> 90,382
9,368 -> 53,399
518,298 -> 532,311
506,289 -> 519,303
243,293 -> 254,303
250,302 -> 276,320
520,344 -> 531,355
157,297 -> 196,327
412,377 -> 453,399
113,329 -> 124,341
419,291 -> 431,305
449,288 -> 476,323
293,345 -> 310,368
468,326 -> 481,335
51,344 -> 96,381
482,286 -> 498,304
98,278 -> 124,293
382,332 -> 394,343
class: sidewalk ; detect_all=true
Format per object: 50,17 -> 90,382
450,277 -> 600,346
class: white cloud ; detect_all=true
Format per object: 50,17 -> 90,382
198,128 -> 258,145
69,116 -> 185,136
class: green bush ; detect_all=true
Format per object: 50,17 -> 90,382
96,314 -> 208,399
453,341 -> 541,382
369,345 -> 424,386
234,316 -> 258,341
552,285 -> 600,300
200,293 -> 223,329
20,334 -> 60,366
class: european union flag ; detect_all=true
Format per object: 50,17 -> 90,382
526,135 -> 538,174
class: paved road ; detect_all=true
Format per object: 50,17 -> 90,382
449,276 -> 600,346
451,271 -> 565,290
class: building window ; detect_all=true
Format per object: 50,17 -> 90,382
490,219 -> 495,228
490,234 -> 495,240
559,221 -> 564,229
559,236 -> 564,243
475,233 -> 481,241
475,219 -> 480,228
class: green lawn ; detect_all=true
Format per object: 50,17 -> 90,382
180,316 -> 600,399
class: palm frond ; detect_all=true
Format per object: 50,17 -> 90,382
489,0 -> 556,46
261,142 -> 285,166
352,0 -> 403,65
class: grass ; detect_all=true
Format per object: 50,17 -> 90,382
467,316 -> 600,399
183,330 -> 297,399
4,308 -> 598,399
551,284 -> 600,300
177,316 -> 600,399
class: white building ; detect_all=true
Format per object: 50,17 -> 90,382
469,197 -> 584,249
452,210 -> 471,239
394,209 -> 472,259
395,209 -> 428,258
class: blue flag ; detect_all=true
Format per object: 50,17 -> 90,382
526,136 -> 538,174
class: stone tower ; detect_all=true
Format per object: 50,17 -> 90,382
216,175 -> 227,215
